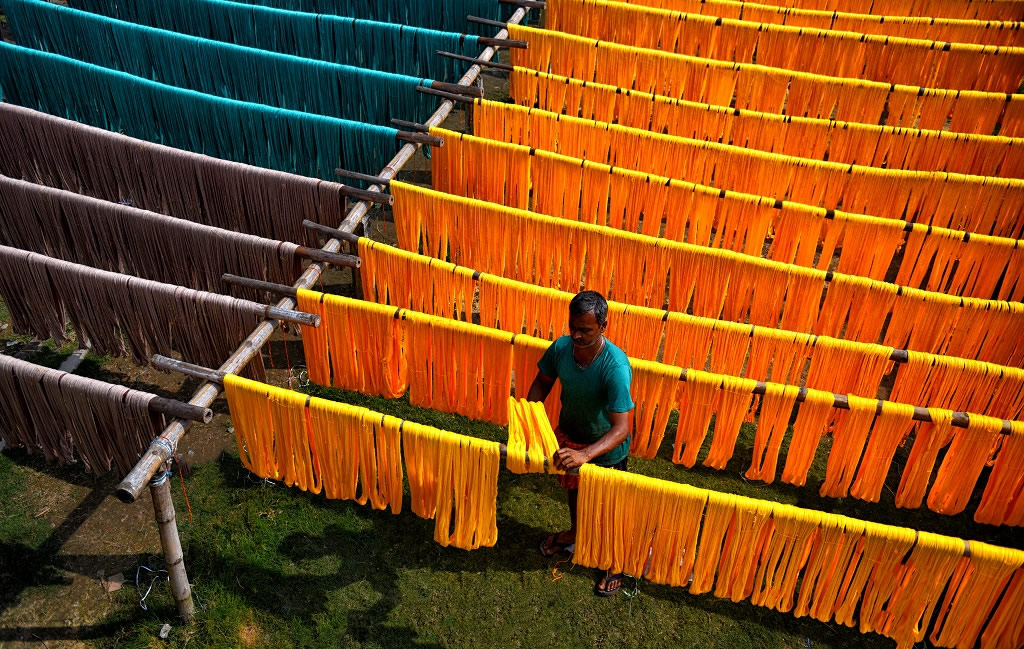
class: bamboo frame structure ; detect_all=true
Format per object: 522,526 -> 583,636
113,6 -> 535,621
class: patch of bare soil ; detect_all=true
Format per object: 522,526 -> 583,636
0,460 -> 160,648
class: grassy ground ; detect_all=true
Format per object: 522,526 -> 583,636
5,370 -> 1020,648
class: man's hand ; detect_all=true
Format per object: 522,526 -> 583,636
553,447 -> 590,471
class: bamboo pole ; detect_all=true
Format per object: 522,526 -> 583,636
391,119 -> 432,133
468,16 -> 510,29
436,50 -> 514,72
149,398 -> 214,424
334,169 -> 392,186
115,0 -> 532,503
153,355 -> 227,384
337,185 -> 393,205
293,246 -> 361,269
223,274 -> 299,298
416,86 -> 475,104
150,471 -> 194,620
206,276 -> 1015,436
500,0 -> 546,8
396,131 -> 445,147
478,36 -> 528,48
303,220 -> 361,245
260,305 -> 320,327
429,80 -> 485,97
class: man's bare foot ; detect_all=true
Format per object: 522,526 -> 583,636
595,570 -> 624,596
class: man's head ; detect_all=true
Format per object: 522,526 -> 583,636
568,291 -> 608,348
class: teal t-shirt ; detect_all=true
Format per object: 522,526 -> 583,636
537,336 -> 634,466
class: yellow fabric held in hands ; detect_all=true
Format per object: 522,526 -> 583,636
506,397 -> 562,474
511,333 -> 562,424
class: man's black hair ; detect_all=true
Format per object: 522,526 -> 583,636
569,290 -> 608,326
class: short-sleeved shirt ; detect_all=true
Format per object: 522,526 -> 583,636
537,336 -> 634,466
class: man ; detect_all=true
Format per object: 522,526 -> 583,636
527,290 -> 634,597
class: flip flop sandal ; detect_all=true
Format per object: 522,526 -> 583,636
594,572 -> 624,597
539,533 -> 574,558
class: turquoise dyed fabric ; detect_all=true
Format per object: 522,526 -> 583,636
4,0 -> 437,125
0,43 -> 398,180
228,0 -> 514,35
71,0 -> 484,82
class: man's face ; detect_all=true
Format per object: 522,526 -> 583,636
568,312 -> 605,348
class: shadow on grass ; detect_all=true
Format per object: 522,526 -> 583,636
0,450 -> 158,632
171,451 -> 897,649
170,452 -> 573,647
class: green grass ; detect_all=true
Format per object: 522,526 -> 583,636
0,308 -> 1018,647
0,453 -> 73,616
0,452 -> 53,554
67,386 -> 1018,649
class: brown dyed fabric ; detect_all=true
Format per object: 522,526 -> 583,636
0,174 -> 302,300
0,246 -> 266,379
0,353 -> 163,475
0,103 -> 347,246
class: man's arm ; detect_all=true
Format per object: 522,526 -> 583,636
552,410 -> 630,471
526,372 -> 556,403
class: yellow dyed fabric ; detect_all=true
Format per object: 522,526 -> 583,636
506,397 -> 562,474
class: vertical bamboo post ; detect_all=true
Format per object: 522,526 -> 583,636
150,470 -> 195,620
351,221 -> 365,300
